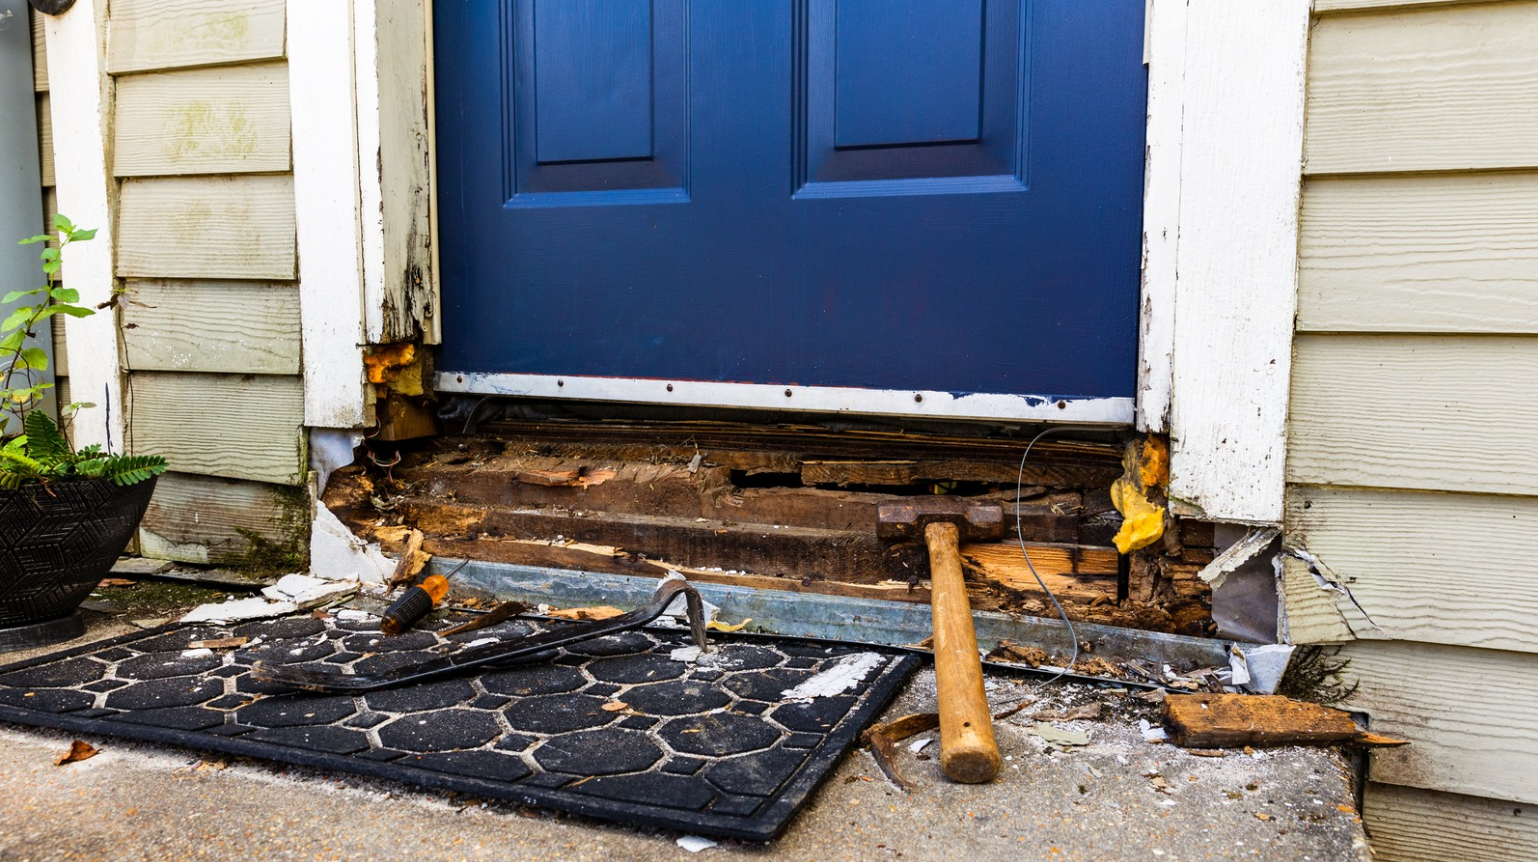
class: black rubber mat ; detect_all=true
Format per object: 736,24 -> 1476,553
0,613 -> 920,840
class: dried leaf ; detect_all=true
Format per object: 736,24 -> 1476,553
601,701 -> 630,712
706,617 -> 752,633
55,740 -> 99,765
97,578 -> 136,588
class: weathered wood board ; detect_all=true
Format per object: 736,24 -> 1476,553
1288,334 -> 1538,496
128,372 -> 304,485
36,92 -> 52,186
139,471 -> 306,566
31,7 -> 46,91
123,280 -> 300,375
107,0 -> 286,75
116,175 -> 296,280
1363,782 -> 1538,862
114,63 -> 291,177
1299,172 -> 1538,334
1307,2 -> 1538,174
1342,640 -> 1538,805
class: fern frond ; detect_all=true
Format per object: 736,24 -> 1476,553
22,412 -> 70,461
99,454 -> 168,487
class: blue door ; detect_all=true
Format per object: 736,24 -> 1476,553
434,1 -> 1147,419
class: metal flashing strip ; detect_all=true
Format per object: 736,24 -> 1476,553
437,371 -> 1135,425
433,558 -> 1233,673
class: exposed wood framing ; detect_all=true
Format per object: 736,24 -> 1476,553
288,0 -> 368,428
122,280 -> 300,375
1164,0 -> 1310,524
1299,172 -> 1538,334
44,0 -> 124,453
35,92 -> 53,186
128,372 -> 304,485
1306,2 -> 1538,174
113,62 -> 291,176
117,175 -> 296,280
1342,639 -> 1538,805
106,0 -> 286,75
30,7 -> 46,91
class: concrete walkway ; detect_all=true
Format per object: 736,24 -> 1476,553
0,621 -> 1371,862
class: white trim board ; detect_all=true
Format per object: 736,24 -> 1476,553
1159,0 -> 1310,525
45,0 -> 125,453
289,0 -> 369,429
437,371 -> 1134,425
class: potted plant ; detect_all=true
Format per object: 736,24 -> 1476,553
0,215 -> 166,648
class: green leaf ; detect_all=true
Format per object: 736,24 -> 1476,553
41,260 -> 60,276
1,289 -> 44,303
48,287 -> 80,303
15,347 -> 47,372
71,228 -> 97,242
18,235 -> 51,246
0,330 -> 24,353
49,305 -> 94,319
52,213 -> 74,232
1,307 -> 32,332
39,247 -> 59,262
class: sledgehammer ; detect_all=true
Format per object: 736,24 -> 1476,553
877,498 -> 1003,783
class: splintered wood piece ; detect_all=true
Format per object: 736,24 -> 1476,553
386,529 -> 426,590
1163,693 -> 1409,749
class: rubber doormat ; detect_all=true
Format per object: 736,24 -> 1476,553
0,613 -> 920,840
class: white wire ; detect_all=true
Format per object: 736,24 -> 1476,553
1014,426 -> 1102,685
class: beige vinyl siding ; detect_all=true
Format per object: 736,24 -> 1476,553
1292,1 -> 1538,855
114,63 -> 291,177
1298,173 -> 1538,334
1284,486 -> 1538,653
122,281 -> 300,375
107,0 -> 287,75
100,1 -> 306,566
117,175 -> 296,280
1306,1 -> 1538,174
1363,784 -> 1538,862
139,472 -> 305,566
128,373 -> 304,485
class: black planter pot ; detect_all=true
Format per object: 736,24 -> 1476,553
0,477 -> 158,640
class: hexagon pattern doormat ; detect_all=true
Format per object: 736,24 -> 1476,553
0,614 -> 920,840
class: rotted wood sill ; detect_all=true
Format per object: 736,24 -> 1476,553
325,419 -> 1216,638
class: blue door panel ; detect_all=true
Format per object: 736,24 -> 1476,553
435,0 -> 1147,402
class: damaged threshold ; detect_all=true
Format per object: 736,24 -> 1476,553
430,556 -> 1233,684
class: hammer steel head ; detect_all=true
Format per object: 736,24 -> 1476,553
876,498 -> 1005,542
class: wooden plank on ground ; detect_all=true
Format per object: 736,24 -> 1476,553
1299,173 -> 1538,334
30,8 -> 46,91
1364,782 -> 1538,862
114,63 -> 290,177
1307,2 -> 1538,174
139,472 -> 307,566
107,0 -> 286,75
123,280 -> 300,374
36,92 -> 52,186
128,372 -> 304,485
1284,485 -> 1538,653
1341,640 -> 1538,804
1288,334 -> 1538,495
117,175 -> 295,279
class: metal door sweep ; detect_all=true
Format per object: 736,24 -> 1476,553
251,578 -> 709,693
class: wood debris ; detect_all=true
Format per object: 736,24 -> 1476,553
547,606 -> 624,621
438,601 -> 530,637
1163,693 -> 1410,749
386,528 -> 428,590
187,637 -> 248,650
54,740 -> 99,766
987,639 -> 1048,667
97,578 -> 136,588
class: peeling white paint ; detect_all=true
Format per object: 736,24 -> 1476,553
310,505 -> 394,584
781,652 -> 885,700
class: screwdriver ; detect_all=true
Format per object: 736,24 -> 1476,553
379,558 -> 470,636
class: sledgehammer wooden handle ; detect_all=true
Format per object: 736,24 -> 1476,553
925,521 -> 1000,784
